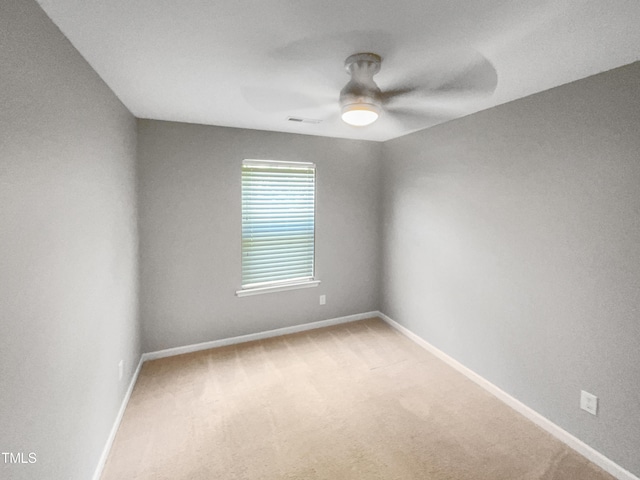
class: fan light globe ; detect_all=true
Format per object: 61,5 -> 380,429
341,103 -> 380,126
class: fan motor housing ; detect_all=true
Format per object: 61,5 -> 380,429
340,53 -> 383,113
344,53 -> 381,75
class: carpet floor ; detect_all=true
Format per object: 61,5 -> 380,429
101,318 -> 615,479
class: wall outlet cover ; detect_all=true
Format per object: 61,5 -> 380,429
580,390 -> 598,415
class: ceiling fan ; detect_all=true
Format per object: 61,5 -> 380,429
242,48 -> 498,130
338,51 -> 498,127
340,53 -> 384,126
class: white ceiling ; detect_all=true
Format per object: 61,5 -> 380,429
37,0 -> 640,142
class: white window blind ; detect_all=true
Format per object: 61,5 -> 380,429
241,160 -> 316,290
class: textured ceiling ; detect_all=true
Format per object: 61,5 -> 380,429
37,0 -> 640,142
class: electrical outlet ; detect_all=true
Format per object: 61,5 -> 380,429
118,360 -> 124,382
319,294 -> 326,305
580,390 -> 598,415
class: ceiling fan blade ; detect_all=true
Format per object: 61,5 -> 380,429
436,53 -> 498,94
381,49 -> 498,101
386,105 -> 452,122
241,86 -> 334,113
384,93 -> 470,118
383,107 -> 449,134
380,87 -> 417,103
270,30 -> 396,67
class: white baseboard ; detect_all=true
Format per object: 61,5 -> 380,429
142,311 -> 379,362
377,312 -> 639,480
91,356 -> 143,480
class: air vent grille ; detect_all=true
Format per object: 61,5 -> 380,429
287,116 -> 322,124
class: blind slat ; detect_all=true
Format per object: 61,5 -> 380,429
242,260 -> 314,274
243,249 -> 313,259
244,270 -> 314,284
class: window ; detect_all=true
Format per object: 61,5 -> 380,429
236,159 -> 319,296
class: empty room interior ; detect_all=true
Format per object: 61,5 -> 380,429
2,0 -> 640,479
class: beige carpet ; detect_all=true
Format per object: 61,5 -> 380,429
101,318 -> 615,479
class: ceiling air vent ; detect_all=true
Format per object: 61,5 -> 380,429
287,116 -> 322,124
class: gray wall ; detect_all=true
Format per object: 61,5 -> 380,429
0,1 -> 140,479
138,120 -> 382,352
381,62 -> 640,476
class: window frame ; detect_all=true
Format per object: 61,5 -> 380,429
236,159 -> 320,297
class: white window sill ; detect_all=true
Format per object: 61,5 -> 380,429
236,279 -> 321,297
